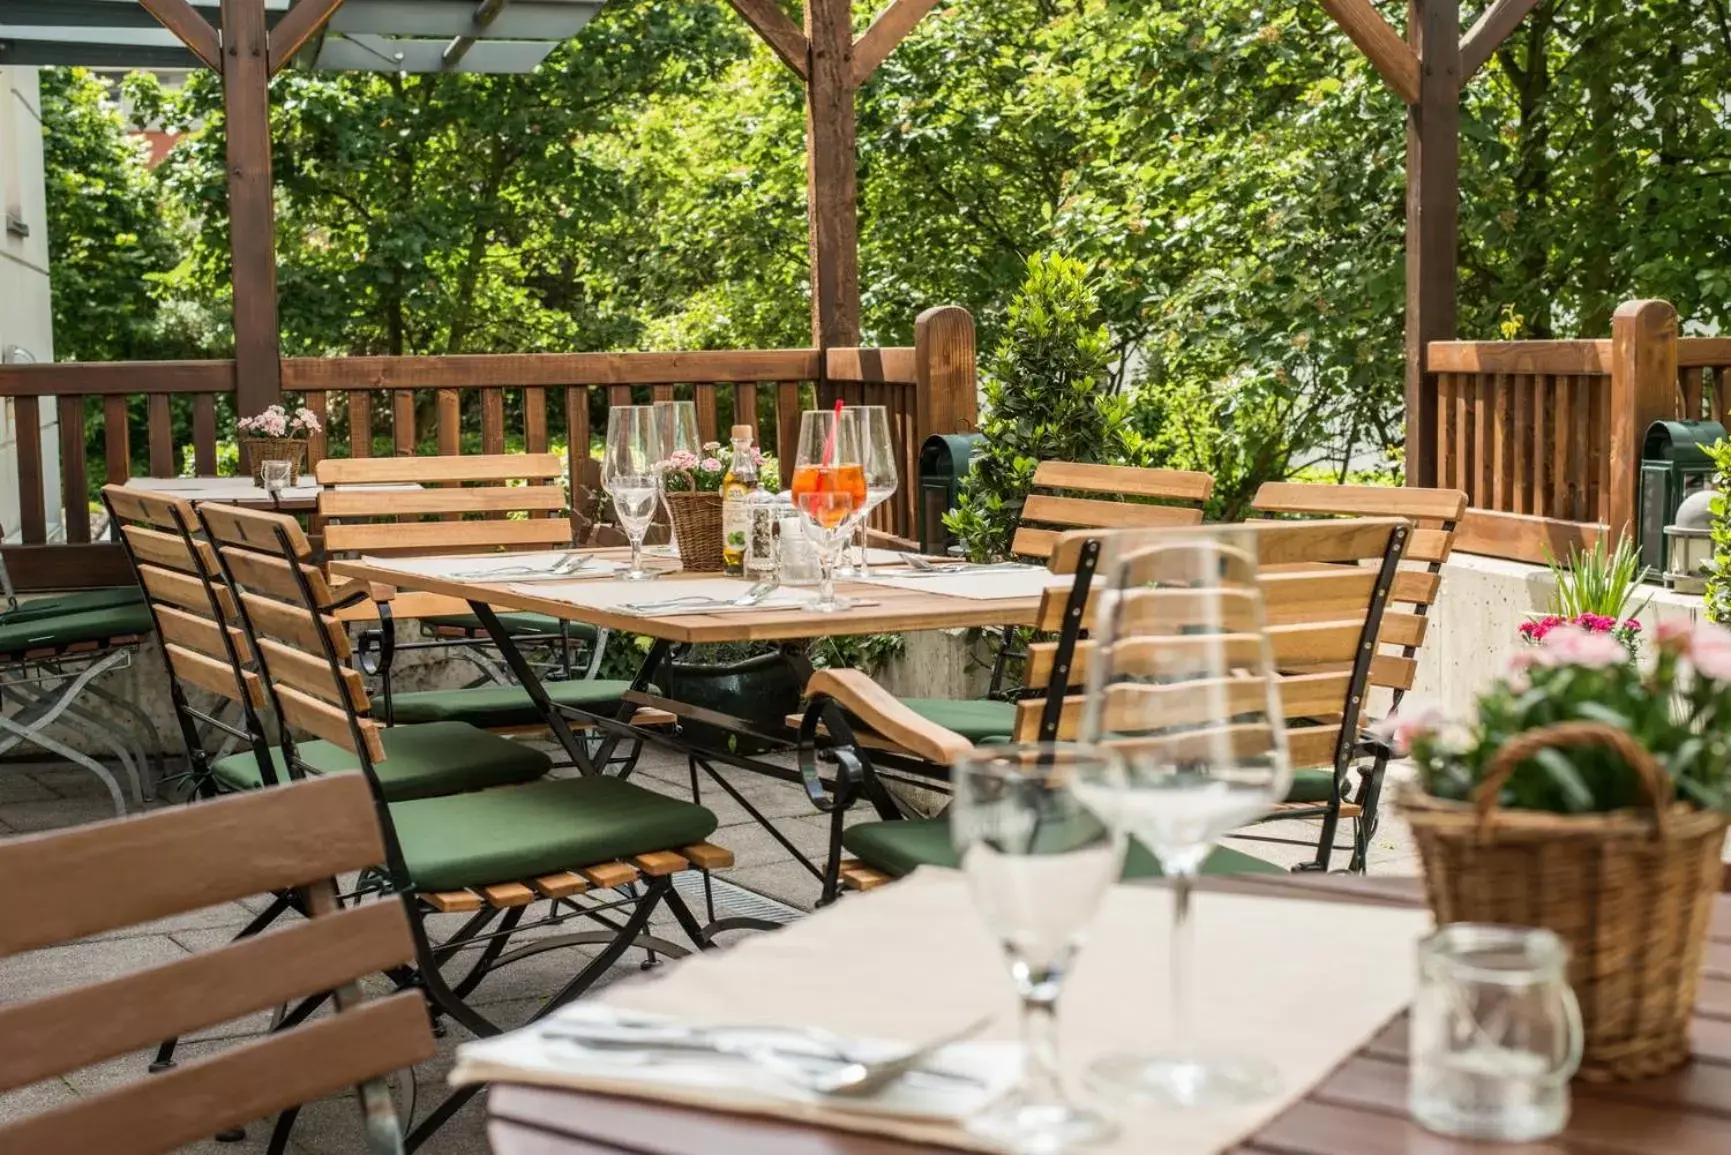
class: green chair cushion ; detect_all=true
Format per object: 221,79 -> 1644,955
8,587 -> 145,622
842,816 -> 1285,880
1283,769 -> 1339,805
0,602 -> 155,658
424,611 -> 598,644
390,775 -> 718,892
375,679 -> 637,728
209,720 -> 550,802
888,698 -> 1017,745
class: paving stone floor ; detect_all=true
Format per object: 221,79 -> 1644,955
0,745 -> 1422,1153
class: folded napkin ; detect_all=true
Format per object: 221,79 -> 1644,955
455,1005 -> 1018,1124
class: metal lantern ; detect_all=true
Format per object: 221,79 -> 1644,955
1664,487 -> 1718,594
1638,420 -> 1725,574
917,433 -> 983,555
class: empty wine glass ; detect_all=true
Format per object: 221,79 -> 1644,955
953,742 -> 1126,1152
791,408 -> 864,612
604,405 -> 664,582
652,400 -> 700,556
1082,528 -> 1292,1109
837,405 -> 898,577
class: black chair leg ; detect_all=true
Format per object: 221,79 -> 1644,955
1350,755 -> 1389,873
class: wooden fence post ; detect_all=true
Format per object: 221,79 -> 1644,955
913,306 -> 978,448
1607,299 -> 1679,539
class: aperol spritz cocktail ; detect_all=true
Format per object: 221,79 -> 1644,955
791,410 -> 866,612
790,463 -> 867,514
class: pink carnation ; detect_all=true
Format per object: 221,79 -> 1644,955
700,457 -> 724,473
1369,696 -> 1448,756
1689,622 -> 1731,682
1540,625 -> 1628,669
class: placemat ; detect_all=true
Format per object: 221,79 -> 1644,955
359,551 -> 622,582
454,868 -> 1429,1153
512,576 -> 820,616
852,566 -> 1066,601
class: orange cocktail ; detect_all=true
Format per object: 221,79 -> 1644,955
791,464 -> 866,528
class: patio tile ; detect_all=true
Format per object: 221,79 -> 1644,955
0,934 -> 187,1002
0,769 -> 57,804
84,901 -> 257,944
0,793 -> 125,834
710,813 -> 835,873
29,763 -> 142,801
0,1077 -> 77,1121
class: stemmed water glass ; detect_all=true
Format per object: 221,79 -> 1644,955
952,742 -> 1126,1152
836,406 -> 898,577
652,400 -> 700,557
790,408 -> 865,612
603,405 -> 664,582
1082,528 -> 1292,1108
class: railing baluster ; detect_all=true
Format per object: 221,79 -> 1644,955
103,395 -> 131,485
775,381 -> 801,464
393,390 -> 416,456
1553,376 -> 1575,519
1531,374 -> 1549,519
301,392 -> 325,469
524,387 -> 547,454
481,387 -> 506,455
58,397 -> 89,544
1512,375 -> 1532,516
14,396 -> 45,544
735,383 -> 758,443
437,388 -> 460,456
695,383 -> 719,444
349,391 -> 373,458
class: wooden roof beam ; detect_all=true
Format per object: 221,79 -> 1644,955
1317,0 -> 1420,105
852,0 -> 943,87
1459,0 -> 1544,84
270,0 -> 348,74
725,0 -> 809,80
139,0 -> 223,73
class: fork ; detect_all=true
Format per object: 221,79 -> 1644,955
451,554 -> 590,580
624,578 -> 780,614
896,553 -> 1022,575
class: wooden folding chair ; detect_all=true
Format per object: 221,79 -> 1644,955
0,775 -> 434,1154
196,501 -> 732,1147
799,518 -> 1409,899
315,454 -> 630,738
1249,482 -> 1467,869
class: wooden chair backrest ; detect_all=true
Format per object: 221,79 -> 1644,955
0,775 -> 433,1154
1249,482 -> 1467,698
315,453 -> 570,557
198,503 -> 383,764
1018,519 -> 1408,773
1009,461 -> 1213,560
102,485 -> 261,712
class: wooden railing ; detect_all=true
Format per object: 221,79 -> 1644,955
0,307 -> 977,590
1421,299 -> 1725,565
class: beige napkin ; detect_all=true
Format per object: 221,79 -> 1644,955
453,868 -> 1429,1153
852,566 -> 1067,601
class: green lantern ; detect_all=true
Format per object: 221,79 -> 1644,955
917,433 -> 983,555
1639,420 -> 1726,574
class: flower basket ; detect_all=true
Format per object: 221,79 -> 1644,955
665,489 -> 724,572
243,438 -> 307,486
1406,721 -> 1729,1083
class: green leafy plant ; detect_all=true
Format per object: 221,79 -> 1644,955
1544,535 -> 1649,620
1391,621 -> 1731,814
944,252 -> 1129,562
1704,440 -> 1731,625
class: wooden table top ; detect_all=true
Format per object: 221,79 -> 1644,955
123,476 -> 420,513
486,875 -> 1731,1155
326,555 -> 1044,644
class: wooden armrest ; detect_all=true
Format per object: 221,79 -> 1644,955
864,528 -> 919,552
804,668 -> 972,766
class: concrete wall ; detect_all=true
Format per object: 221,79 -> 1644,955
1411,552 -> 1702,716
0,65 -> 64,543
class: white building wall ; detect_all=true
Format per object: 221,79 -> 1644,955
0,65 -> 64,543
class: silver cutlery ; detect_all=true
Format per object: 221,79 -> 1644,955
624,579 -> 780,614
541,1015 -> 992,1097
451,554 -> 591,580
896,553 -> 1026,575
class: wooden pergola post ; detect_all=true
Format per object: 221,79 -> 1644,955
1319,0 -> 1542,487
728,0 -> 941,350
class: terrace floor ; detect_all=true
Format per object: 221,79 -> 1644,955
0,743 -> 1424,1153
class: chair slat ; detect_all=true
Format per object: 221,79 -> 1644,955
165,644 -> 263,708
0,993 -> 433,1155
152,604 -> 251,664
1251,481 -> 1466,523
0,776 -> 383,954
256,638 -> 368,711
320,484 -> 565,518
102,485 -> 190,531
1019,672 -> 1356,741
1020,494 -> 1204,531
316,453 -> 564,485
0,901 -> 413,1094
1031,461 -> 1214,502
220,547 -> 335,605
278,684 -> 385,763
323,518 -> 571,556
238,591 -> 351,658
138,564 -> 234,619
200,503 -> 316,555
120,525 -> 214,576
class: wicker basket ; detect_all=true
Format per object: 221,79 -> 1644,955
1406,721 -> 1729,1082
244,438 -> 307,486
665,489 -> 724,572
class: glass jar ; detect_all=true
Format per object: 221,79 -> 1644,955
1410,924 -> 1582,1142
745,490 -> 780,578
777,509 -> 821,586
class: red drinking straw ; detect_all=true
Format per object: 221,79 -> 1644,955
821,398 -> 844,468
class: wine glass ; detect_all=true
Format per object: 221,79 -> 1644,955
1082,528 -> 1292,1108
837,405 -> 898,577
790,408 -> 864,612
603,405 -> 664,582
652,400 -> 700,557
952,742 -> 1126,1152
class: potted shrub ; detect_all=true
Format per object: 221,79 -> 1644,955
1518,536 -> 1648,658
1394,621 -> 1731,1081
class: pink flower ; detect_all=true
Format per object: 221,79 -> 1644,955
665,449 -> 699,472
700,457 -> 723,473
1689,623 -> 1731,682
1540,625 -> 1628,668
1656,619 -> 1692,653
1519,615 -> 1564,643
1370,696 -> 1448,756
